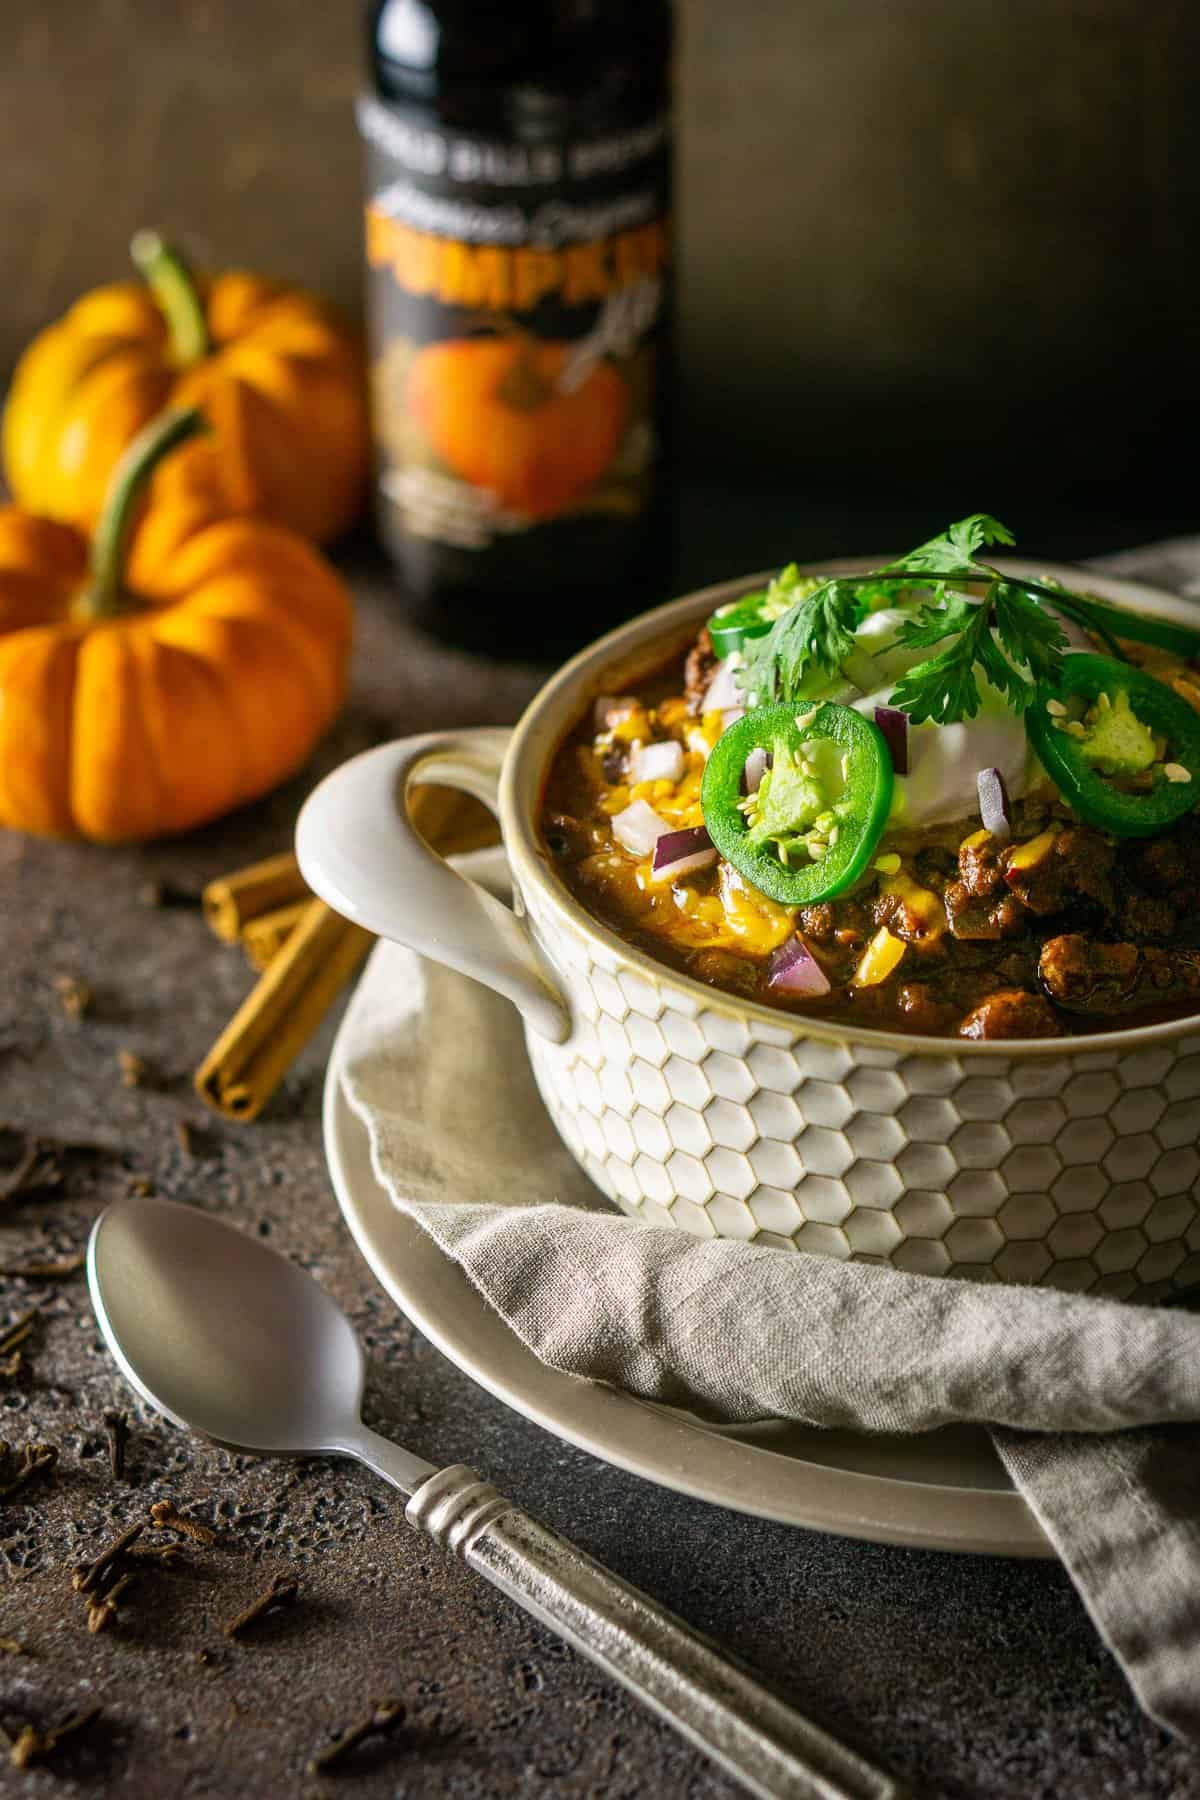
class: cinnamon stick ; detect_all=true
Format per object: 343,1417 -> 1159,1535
194,785 -> 499,1122
240,900 -> 309,972
202,852 -> 309,944
194,900 -> 372,1122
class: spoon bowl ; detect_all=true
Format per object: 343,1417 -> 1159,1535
88,1195 -> 367,1455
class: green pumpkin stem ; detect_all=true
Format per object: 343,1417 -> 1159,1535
80,408 -> 208,619
130,230 -> 209,366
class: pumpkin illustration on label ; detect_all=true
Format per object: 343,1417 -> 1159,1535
406,335 -> 628,522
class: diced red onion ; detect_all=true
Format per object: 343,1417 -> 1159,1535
874,706 -> 909,775
977,766 -> 1013,841
611,798 -> 670,857
766,935 -> 832,997
700,657 -> 743,715
650,826 -> 717,882
593,693 -> 635,733
630,739 -> 685,785
743,746 -> 770,794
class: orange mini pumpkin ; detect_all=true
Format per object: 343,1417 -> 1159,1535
0,408 -> 352,843
407,335 -> 628,520
3,233 -> 368,547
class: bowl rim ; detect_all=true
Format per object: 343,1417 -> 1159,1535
499,554 -> 1200,1061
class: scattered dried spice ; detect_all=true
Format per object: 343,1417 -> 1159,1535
117,1050 -> 152,1090
52,975 -> 93,1020
103,1410 -> 129,1480
126,1176 -> 156,1199
223,1572 -> 300,1639
86,1569 -> 137,1635
0,1309 -> 37,1351
0,1139 -> 63,1206
0,1250 -> 85,1281
73,1523 -> 145,1595
0,1638 -> 29,1656
128,1541 -> 186,1571
307,1700 -> 407,1774
8,1707 -> 100,1769
0,1440 -> 58,1500
175,1119 -> 197,1155
149,1499 -> 215,1544
0,1310 -> 37,1379
139,879 -> 202,910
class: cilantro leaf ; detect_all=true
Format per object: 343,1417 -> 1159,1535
881,513 -> 1015,578
734,513 -> 1087,725
893,587 -> 978,650
888,604 -> 993,724
990,580 -> 1069,685
737,578 -> 863,704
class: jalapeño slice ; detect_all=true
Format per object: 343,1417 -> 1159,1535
1025,653 -> 1200,837
701,702 -> 894,905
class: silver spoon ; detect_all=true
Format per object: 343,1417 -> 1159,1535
87,1195 -> 900,1800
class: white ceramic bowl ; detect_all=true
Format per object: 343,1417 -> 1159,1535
298,559 -> 1200,1299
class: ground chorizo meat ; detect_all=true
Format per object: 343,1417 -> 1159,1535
1040,934 -> 1200,1014
1002,826 -> 1116,915
683,626 -> 718,714
896,983 -> 958,1033
958,989 -> 1061,1040
943,882 -> 1027,941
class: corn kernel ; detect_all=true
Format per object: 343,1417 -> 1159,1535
1164,762 -> 1193,784
1045,698 -> 1069,717
873,852 -> 902,875
851,927 -> 907,988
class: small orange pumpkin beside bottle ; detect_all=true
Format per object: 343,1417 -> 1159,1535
3,233 -> 369,548
0,408 -> 353,843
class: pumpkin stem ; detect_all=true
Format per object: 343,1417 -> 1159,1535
79,407 -> 209,619
131,230 -> 209,366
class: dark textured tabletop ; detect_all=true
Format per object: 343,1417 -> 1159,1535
2,518 -> 1198,1800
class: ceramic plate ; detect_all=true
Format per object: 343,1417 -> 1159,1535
322,938 -> 1053,1560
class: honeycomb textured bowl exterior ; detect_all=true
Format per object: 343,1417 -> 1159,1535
520,880 -> 1200,1301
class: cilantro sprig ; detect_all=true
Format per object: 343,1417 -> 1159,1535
737,514 -> 1119,726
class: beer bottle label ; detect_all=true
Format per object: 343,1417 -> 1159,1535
358,94 -> 670,560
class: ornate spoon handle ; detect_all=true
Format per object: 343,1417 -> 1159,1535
407,1465 -> 902,1800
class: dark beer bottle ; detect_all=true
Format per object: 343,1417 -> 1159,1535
362,1 -> 674,657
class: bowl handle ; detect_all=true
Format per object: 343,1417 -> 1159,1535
296,730 -> 570,1043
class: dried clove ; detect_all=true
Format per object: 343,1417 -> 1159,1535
307,1699 -> 407,1774
128,1541 -> 186,1570
149,1499 -> 215,1544
222,1572 -> 300,1639
0,1440 -> 58,1500
73,1522 -> 145,1595
0,1141 -> 62,1206
86,1569 -> 137,1634
53,975 -> 93,1020
103,1410 -> 130,1480
117,1050 -> 152,1090
139,879 -> 202,910
0,1250 -> 84,1281
8,1706 -> 100,1769
0,1309 -> 38,1355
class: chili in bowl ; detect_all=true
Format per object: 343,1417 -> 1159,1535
297,516 -> 1200,1298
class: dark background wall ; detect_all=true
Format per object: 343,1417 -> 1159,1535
3,1 -> 1197,535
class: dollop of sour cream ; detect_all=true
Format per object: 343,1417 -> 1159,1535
842,608 -> 1035,829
